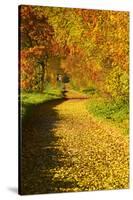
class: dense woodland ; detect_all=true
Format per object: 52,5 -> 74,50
19,6 -> 129,194
19,5 -> 129,102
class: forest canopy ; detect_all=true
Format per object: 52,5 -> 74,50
19,5 -> 129,103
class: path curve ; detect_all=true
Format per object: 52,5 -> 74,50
21,99 -> 129,194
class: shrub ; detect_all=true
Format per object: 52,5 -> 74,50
105,66 -> 129,103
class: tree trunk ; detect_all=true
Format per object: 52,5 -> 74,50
40,56 -> 48,93
40,64 -> 45,93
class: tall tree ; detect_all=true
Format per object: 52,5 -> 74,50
19,5 -> 54,92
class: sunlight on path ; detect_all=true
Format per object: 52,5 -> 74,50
22,99 -> 129,194
49,100 -> 129,192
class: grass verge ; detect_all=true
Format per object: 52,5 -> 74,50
86,96 -> 129,135
20,87 -> 63,120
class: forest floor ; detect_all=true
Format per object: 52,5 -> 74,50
21,91 -> 129,194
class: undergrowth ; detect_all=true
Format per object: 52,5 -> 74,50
20,86 -> 63,119
87,96 -> 129,135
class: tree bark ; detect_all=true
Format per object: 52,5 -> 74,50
40,63 -> 45,93
40,56 -> 48,93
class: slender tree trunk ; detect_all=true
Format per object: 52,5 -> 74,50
40,64 -> 45,93
40,57 -> 48,93
38,54 -> 48,93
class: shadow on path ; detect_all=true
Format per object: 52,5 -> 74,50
19,99 -> 77,195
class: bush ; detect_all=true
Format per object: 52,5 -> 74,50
87,97 -> 129,134
82,86 -> 97,95
105,66 -> 129,103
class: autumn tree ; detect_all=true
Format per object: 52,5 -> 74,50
19,6 -> 129,103
19,5 -> 55,92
